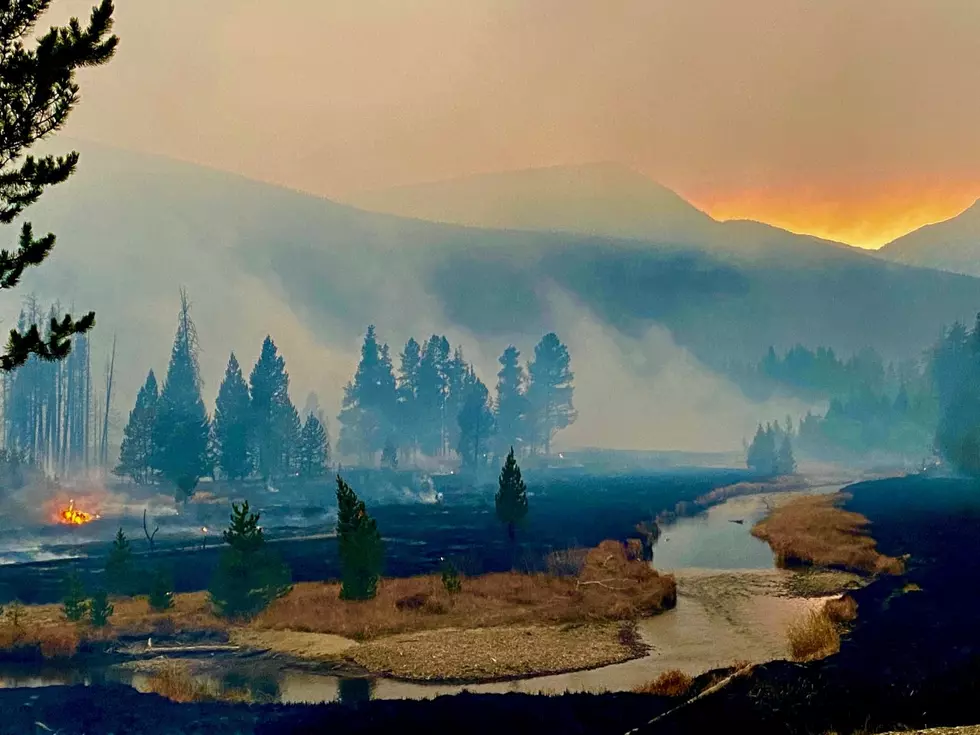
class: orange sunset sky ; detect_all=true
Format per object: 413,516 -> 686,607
53,0 -> 980,249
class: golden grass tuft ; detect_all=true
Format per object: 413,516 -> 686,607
752,493 -> 904,576
143,660 -> 252,703
787,608 -> 841,662
823,595 -> 858,625
632,669 -> 694,697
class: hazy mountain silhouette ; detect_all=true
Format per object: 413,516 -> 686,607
878,199 -> 980,276
342,162 -> 859,264
14,141 -> 980,418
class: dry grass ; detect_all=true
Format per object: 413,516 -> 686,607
229,629 -> 357,659
752,493 -> 904,576
349,622 -> 635,681
254,540 -> 676,640
632,669 -> 695,697
787,608 -> 841,661
824,595 -> 858,625
144,660 -> 249,704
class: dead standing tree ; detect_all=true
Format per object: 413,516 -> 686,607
143,508 -> 159,552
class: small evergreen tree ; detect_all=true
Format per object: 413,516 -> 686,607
380,437 -> 398,470
776,434 -> 797,476
214,353 -> 252,481
441,559 -> 462,597
89,588 -> 113,627
62,571 -> 87,622
208,501 -> 291,619
297,414 -> 329,478
148,566 -> 175,612
115,371 -> 159,484
104,528 -> 133,595
495,448 -> 529,540
336,476 -> 384,601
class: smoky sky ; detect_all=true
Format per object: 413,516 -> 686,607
54,0 -> 980,247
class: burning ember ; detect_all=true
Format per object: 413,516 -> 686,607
59,499 -> 100,526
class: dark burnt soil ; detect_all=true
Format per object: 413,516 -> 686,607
639,475 -> 980,734
0,684 -> 680,735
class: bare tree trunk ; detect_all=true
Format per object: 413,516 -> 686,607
101,335 -> 116,467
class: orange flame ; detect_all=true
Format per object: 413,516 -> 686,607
59,499 -> 99,525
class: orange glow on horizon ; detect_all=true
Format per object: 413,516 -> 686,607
683,184 -> 980,250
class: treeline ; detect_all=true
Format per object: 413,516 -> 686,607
727,344 -> 919,401
337,327 -> 576,468
1,296 -> 118,482
745,420 -> 796,477
115,291 -> 329,497
932,317 -> 980,475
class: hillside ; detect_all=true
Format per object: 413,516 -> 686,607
9,141 -> 980,450
878,199 -> 980,277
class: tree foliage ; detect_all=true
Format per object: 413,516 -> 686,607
249,336 -> 299,481
336,476 -> 384,601
214,353 -> 252,480
297,413 -> 329,479
526,333 -> 576,456
495,345 -> 528,458
152,290 -> 210,500
115,370 -> 158,484
0,1 -> 118,371
148,565 -> 174,612
104,527 -> 133,595
495,448 -> 528,540
457,372 -> 495,469
61,569 -> 87,622
88,587 -> 113,627
208,500 -> 291,619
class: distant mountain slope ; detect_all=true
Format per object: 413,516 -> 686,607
11,141 -> 980,450
341,162 -> 858,264
878,199 -> 980,276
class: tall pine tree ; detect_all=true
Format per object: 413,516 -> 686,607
338,326 -> 397,463
526,333 -> 577,456
115,370 -> 158,484
457,371 -> 495,470
249,336 -> 298,482
152,290 -> 210,500
495,346 -> 528,459
214,353 -> 252,481
396,338 -> 422,459
415,335 -> 449,457
297,414 -> 329,479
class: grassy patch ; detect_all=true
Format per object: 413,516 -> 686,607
144,660 -> 250,703
632,669 -> 694,697
253,539 -> 676,640
787,608 -> 841,661
752,493 -> 904,576
785,569 -> 866,598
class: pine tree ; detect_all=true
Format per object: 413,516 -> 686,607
495,346 -> 528,458
415,335 -> 449,457
336,476 -> 384,601
338,326 -> 398,463
297,414 -> 329,479
396,338 -> 422,459
444,346 -> 468,456
115,370 -> 158,484
214,353 -> 252,481
776,434 -> 797,475
62,570 -> 87,622
495,448 -> 528,540
249,337 -> 299,481
89,588 -> 113,628
148,566 -> 175,612
0,2 -> 117,372
380,437 -> 398,470
746,423 -> 778,476
458,373 -> 495,470
104,527 -> 133,595
526,333 -> 577,456
152,290 -> 211,501
208,500 -> 291,619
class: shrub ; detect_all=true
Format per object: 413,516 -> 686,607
787,609 -> 841,661
148,566 -> 175,612
441,560 -> 462,596
545,547 -> 588,577
89,588 -> 114,627
5,600 -> 24,629
62,571 -> 88,622
824,595 -> 858,624
633,669 -> 694,697
37,626 -> 81,659
105,527 -> 134,595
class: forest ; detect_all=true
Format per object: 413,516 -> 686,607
103,293 -> 578,497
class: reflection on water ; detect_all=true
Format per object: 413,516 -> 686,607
651,496 -> 775,572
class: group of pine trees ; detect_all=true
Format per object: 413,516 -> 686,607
746,420 -> 796,477
338,327 -> 576,468
115,292 -> 329,496
931,315 -> 980,475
